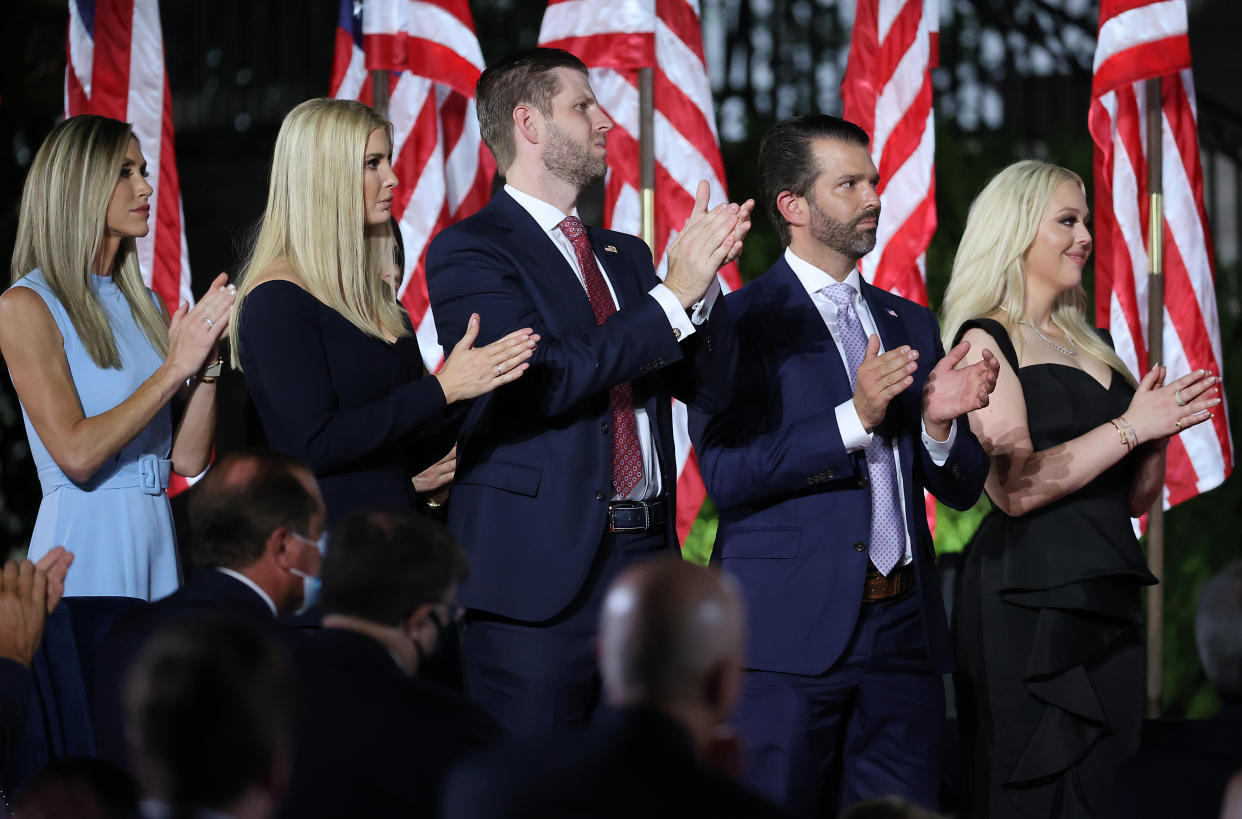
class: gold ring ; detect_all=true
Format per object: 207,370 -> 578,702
1175,388 -> 1186,407
1175,418 -> 1183,430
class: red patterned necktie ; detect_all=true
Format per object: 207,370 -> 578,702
559,216 -> 644,498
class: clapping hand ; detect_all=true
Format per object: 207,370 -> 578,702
1125,365 -> 1219,444
664,181 -> 755,309
922,340 -> 1000,438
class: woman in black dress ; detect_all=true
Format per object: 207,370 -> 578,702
230,98 -> 538,522
940,160 -> 1219,818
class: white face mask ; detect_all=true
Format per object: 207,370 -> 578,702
288,530 -> 327,615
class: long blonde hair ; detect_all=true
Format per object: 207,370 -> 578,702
940,159 -> 1136,387
10,115 -> 170,369
230,98 -> 406,367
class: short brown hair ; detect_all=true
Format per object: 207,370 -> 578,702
475,47 -> 588,174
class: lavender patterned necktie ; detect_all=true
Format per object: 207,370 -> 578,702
823,283 -> 905,576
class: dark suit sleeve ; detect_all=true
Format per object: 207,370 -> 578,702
913,311 -> 989,511
239,282 -> 449,473
0,657 -> 31,771
427,230 -> 686,418
689,351 -> 861,510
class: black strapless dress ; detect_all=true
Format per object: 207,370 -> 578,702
953,318 -> 1157,819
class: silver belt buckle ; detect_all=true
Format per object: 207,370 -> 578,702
609,501 -> 650,533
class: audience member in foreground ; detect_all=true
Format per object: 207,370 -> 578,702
125,617 -> 294,819
441,556 -> 793,819
94,449 -> 325,767
276,507 -> 498,819
1115,559 -> 1242,818
0,548 -> 73,775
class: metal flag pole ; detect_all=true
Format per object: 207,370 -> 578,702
372,70 -> 390,119
638,67 -> 655,254
1144,76 -> 1165,720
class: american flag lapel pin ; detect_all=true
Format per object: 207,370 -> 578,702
604,244 -> 618,253
886,307 -> 899,317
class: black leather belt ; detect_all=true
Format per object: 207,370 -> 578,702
607,497 -> 668,533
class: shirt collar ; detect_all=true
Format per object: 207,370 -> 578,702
784,247 -> 863,300
214,567 -> 278,617
504,184 -> 582,233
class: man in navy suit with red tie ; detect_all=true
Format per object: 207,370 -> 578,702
688,115 -> 999,816
426,48 -> 751,736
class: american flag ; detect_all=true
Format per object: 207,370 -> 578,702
1090,0 -> 1233,508
65,0 -> 192,314
331,0 -> 496,368
537,0 -> 741,543
841,0 -> 938,305
842,0 -> 939,533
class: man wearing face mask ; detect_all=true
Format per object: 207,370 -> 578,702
93,448 -> 326,771
276,506 -> 499,819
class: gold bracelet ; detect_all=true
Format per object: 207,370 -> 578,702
1110,418 -> 1131,450
1118,416 -> 1138,448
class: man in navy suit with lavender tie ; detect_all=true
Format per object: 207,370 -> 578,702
426,47 -> 751,737
688,115 -> 999,816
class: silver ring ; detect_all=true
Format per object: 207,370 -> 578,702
496,364 -> 503,377
203,315 -> 215,328
1174,388 -> 1186,407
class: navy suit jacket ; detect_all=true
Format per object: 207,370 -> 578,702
688,258 -> 988,676
427,190 -> 735,621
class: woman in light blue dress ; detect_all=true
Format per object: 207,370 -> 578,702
0,115 -> 234,600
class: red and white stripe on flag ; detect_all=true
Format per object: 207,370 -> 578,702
1089,0 -> 1233,509
841,0 -> 937,305
66,0 -> 192,314
842,0 -> 939,533
67,0 -> 197,495
332,0 -> 496,370
537,0 -> 741,544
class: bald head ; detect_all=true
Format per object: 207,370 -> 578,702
599,557 -> 745,709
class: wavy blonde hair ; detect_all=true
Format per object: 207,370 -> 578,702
230,98 -> 405,367
11,115 -> 170,369
940,159 -> 1136,387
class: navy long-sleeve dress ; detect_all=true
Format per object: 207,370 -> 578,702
238,280 -> 455,522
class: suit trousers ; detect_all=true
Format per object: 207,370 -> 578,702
461,525 -> 669,737
733,586 -> 944,818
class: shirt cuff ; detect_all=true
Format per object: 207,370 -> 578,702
921,418 -> 957,466
649,284 -> 696,342
835,399 -> 871,452
688,278 -> 721,325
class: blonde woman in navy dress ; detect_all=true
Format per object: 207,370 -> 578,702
230,98 -> 537,522
0,116 -> 234,600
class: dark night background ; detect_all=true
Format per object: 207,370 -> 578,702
1,0 -> 1240,716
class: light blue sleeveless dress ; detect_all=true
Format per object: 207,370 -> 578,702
9,269 -> 179,600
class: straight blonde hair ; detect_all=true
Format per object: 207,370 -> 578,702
230,98 -> 406,368
11,115 -> 170,369
940,159 -> 1136,387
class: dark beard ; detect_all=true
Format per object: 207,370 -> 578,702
809,202 -> 879,260
543,123 -> 606,189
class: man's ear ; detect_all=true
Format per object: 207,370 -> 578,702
403,603 -> 436,639
776,190 -> 806,230
266,527 -> 294,569
513,103 -> 543,147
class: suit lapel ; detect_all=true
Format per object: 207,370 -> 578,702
489,191 -> 597,330
587,225 -> 643,309
861,281 -> 912,354
767,261 -> 853,400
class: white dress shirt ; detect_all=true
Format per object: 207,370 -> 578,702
784,247 -> 956,564
505,185 -> 719,500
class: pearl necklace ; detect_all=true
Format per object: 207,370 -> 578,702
1017,318 -> 1078,357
